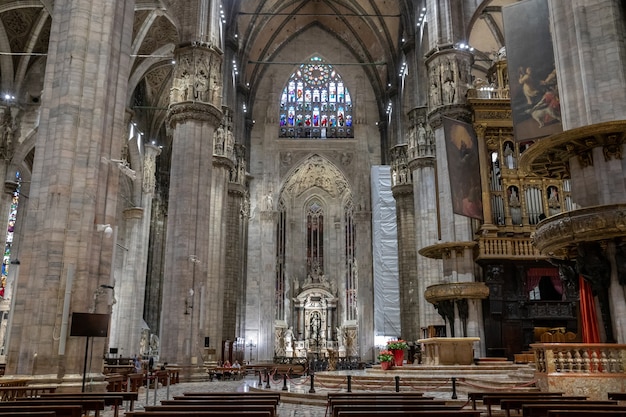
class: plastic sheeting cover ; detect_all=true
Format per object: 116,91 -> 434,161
371,166 -> 400,337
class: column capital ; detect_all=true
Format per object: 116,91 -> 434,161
167,101 -> 223,129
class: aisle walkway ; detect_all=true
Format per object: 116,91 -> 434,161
106,376 -> 326,417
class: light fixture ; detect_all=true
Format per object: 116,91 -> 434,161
96,224 -> 113,238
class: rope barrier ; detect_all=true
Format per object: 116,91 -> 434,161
285,373 -> 310,386
315,376 -> 348,390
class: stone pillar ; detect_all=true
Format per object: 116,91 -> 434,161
354,211 -> 374,360
160,45 -> 223,371
110,207 -> 144,356
390,144 -> 420,342
109,143 -> 160,359
6,0 -> 134,381
203,134 -> 233,355
407,107 -> 441,333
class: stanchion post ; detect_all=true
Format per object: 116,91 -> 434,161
166,374 -> 171,400
309,374 -> 316,393
258,370 -> 262,386
395,375 -> 400,392
451,377 -> 457,399
145,374 -> 149,404
265,369 -> 271,389
347,375 -> 352,392
282,373 -> 288,391
153,373 -> 157,406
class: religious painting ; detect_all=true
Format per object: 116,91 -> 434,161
443,117 -> 483,220
503,0 -> 562,142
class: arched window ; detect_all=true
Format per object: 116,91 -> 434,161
279,56 -> 353,139
1,172 -> 20,300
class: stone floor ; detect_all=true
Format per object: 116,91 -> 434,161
101,373 -> 489,417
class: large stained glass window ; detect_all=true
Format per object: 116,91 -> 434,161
279,57 -> 353,139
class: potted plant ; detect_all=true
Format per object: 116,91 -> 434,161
378,350 -> 394,370
386,339 -> 408,366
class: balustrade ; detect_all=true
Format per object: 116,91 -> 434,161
531,343 -> 626,374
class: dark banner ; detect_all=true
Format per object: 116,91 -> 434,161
443,117 -> 483,220
503,0 -> 562,141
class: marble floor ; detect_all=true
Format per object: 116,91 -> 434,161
100,373 -> 484,416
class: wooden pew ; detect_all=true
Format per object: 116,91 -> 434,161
126,412 -> 272,417
335,411 -> 482,417
12,398 -> 106,417
0,385 -> 57,401
498,397 -> 589,417
483,395 -> 587,416
468,391 -> 561,410
523,403 -> 626,417
160,398 -> 278,408
328,392 -> 427,400
143,404 -> 277,416
548,411 -> 626,417
0,404 -> 82,417
330,404 -> 467,417
609,393 -> 626,401
39,392 -> 135,416
0,413 -> 57,417
181,391 -> 280,398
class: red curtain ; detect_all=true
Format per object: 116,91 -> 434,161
578,275 -> 600,343
526,267 -> 563,295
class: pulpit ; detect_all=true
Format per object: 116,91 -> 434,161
418,337 -> 479,365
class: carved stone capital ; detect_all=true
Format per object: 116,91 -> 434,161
167,102 -> 223,129
391,183 -> 413,198
424,282 -> 490,304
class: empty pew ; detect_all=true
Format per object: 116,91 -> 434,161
330,403 -> 463,417
0,404 -> 82,417
609,393 -> 626,401
468,391 -> 562,410
335,411 -> 482,417
12,398 -> 106,417
497,397 -> 589,417
39,392 -> 132,417
547,411 -> 626,417
125,412 -> 271,417
523,402 -> 625,417
143,403 -> 277,416
0,412 -> 57,417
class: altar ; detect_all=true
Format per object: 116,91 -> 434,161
418,337 -> 480,365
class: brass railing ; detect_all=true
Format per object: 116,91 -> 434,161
531,343 -> 626,374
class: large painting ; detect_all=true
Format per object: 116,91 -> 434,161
503,0 -> 562,141
443,117 -> 483,220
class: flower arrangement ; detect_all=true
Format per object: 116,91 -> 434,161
386,339 -> 408,350
378,350 -> 394,362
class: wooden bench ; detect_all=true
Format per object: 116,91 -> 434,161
180,392 -> 280,402
40,392 -> 136,416
161,398 -> 279,407
547,411 -> 626,417
127,373 -> 146,392
335,411 -> 482,417
143,404 -> 277,416
126,412 -> 272,417
0,404 -> 82,417
12,398 -> 106,417
328,392 -> 427,399
0,385 -> 58,401
522,403 -> 626,417
330,404 -> 463,417
468,391 -> 558,410
609,393 -> 626,401
498,397 -> 589,417
0,413 -> 57,417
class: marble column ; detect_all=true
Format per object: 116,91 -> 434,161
5,0 -> 134,381
160,45 -> 223,370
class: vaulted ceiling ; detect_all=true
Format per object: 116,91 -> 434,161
0,0 -> 517,148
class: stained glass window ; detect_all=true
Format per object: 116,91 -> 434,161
279,57 -> 353,139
